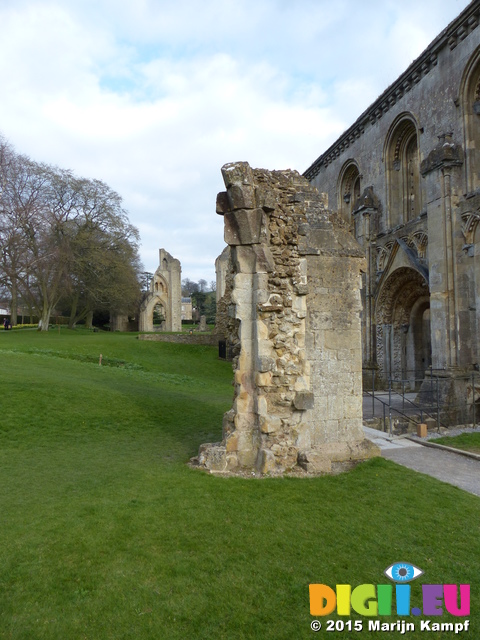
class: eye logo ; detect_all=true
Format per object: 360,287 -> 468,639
384,562 -> 423,583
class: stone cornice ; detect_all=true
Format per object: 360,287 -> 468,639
304,0 -> 480,181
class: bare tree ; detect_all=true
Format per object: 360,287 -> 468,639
181,278 -> 199,296
61,178 -> 142,328
0,151 -> 55,326
0,136 -> 142,330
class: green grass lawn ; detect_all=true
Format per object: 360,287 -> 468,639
430,432 -> 480,454
0,329 -> 478,639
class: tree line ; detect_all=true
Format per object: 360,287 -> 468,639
0,135 -> 142,330
181,278 -> 216,323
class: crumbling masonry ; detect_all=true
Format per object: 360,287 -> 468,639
195,162 -> 379,475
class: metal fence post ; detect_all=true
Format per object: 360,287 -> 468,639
436,375 -> 440,430
388,378 -> 393,437
472,371 -> 476,427
372,369 -> 375,417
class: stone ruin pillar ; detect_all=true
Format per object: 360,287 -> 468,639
193,162 -> 379,475
139,249 -> 182,333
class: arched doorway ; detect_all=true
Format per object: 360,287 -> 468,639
376,267 -> 431,387
153,302 -> 166,330
139,293 -> 169,332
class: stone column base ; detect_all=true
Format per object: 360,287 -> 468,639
298,439 -> 380,474
191,438 -> 380,476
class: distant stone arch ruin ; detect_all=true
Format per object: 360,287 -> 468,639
139,249 -> 182,332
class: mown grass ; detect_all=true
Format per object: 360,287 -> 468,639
0,328 -> 478,640
430,432 -> 480,454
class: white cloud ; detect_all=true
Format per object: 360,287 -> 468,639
0,0 -> 472,282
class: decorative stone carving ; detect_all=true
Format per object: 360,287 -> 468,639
420,133 -> 464,176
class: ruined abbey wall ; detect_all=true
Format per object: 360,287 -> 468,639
195,162 -> 378,475
304,2 -> 480,422
139,249 -> 182,332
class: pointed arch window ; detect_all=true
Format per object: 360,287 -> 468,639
338,162 -> 361,228
460,47 -> 480,192
386,118 -> 421,228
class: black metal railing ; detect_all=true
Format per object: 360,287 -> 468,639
362,368 -> 479,433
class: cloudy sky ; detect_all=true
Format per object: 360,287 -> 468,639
0,0 -> 471,284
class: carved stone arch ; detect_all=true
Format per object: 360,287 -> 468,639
375,267 -> 427,325
462,211 -> 480,244
400,235 -> 417,255
376,240 -> 394,272
384,113 -> 422,228
337,160 -> 361,226
412,231 -> 428,259
475,77 -> 480,103
376,246 -> 387,272
459,45 -> 480,193
139,291 -> 169,332
383,112 -> 420,161
375,262 -> 430,382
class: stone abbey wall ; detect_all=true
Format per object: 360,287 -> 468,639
194,162 -> 379,475
303,2 -> 480,423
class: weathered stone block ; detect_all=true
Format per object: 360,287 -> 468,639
293,283 -> 309,295
256,395 -> 268,416
227,184 -> 256,210
221,161 -> 254,188
222,408 -> 235,438
226,433 -> 239,452
297,450 -> 332,473
258,448 -> 277,473
294,390 -> 314,410
234,413 -> 254,431
197,443 -> 227,472
259,415 -> 281,434
256,355 -> 276,372
226,453 -> 239,471
253,245 -> 275,272
236,432 -> 259,468
234,391 -> 254,415
216,191 -> 230,214
255,371 -> 272,386
224,209 -> 263,245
